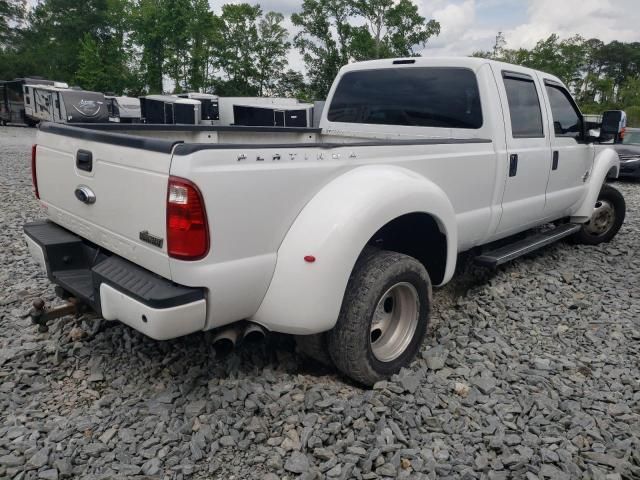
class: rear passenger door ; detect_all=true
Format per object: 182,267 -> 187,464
493,69 -> 551,235
540,78 -> 593,217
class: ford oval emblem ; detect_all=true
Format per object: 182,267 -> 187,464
74,185 -> 96,204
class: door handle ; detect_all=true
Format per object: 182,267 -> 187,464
509,154 -> 518,177
552,150 -> 559,170
76,149 -> 93,172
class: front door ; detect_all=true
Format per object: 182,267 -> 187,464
493,68 -> 551,236
539,77 -> 593,217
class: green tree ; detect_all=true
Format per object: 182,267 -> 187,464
255,11 -> 290,96
211,4 -> 290,96
188,0 -> 217,92
292,0 -> 355,99
293,0 -> 439,99
75,34 -> 109,91
212,3 -> 261,95
0,0 -> 25,79
18,0 -> 121,82
274,69 -> 310,100
0,0 -> 24,48
130,0 -> 172,93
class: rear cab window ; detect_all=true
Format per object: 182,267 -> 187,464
327,67 -> 483,130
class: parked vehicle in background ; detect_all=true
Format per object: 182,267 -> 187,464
175,93 -> 219,125
0,77 -> 55,126
25,57 -> 624,386
613,127 -> 640,179
24,84 -> 108,125
105,95 -> 141,123
140,95 -> 201,124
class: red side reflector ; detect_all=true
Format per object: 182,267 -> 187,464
31,144 -> 39,199
304,255 -> 316,263
166,176 -> 209,260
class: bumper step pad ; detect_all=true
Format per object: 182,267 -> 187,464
24,220 -> 203,313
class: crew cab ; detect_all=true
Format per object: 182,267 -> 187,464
24,57 -> 624,386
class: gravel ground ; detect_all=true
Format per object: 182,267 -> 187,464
1,125 -> 639,480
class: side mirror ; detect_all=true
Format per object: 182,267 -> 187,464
601,110 -> 626,143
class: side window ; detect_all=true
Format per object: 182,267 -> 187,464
502,73 -> 544,138
545,83 -> 583,139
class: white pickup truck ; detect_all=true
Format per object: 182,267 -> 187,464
24,57 -> 624,386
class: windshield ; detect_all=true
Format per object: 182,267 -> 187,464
623,131 -> 640,145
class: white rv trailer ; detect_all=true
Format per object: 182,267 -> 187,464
1,78 -> 57,126
105,96 -> 141,123
141,95 -> 201,124
23,84 -> 108,124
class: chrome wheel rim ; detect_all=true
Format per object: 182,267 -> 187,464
370,282 -> 419,362
584,199 -> 616,237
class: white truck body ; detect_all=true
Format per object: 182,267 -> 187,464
26,57 -> 620,344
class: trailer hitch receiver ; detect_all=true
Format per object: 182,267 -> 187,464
28,297 -> 84,332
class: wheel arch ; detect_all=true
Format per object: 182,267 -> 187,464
571,147 -> 620,222
250,165 -> 457,335
366,212 -> 447,286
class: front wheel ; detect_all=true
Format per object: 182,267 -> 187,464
328,250 -> 431,386
574,184 -> 625,245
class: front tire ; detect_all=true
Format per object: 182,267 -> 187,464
574,184 -> 625,245
328,250 -> 431,386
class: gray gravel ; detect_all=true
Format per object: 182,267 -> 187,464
1,125 -> 639,479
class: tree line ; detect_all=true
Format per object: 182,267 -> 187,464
474,33 -> 640,125
1,0 -> 639,123
0,0 -> 440,100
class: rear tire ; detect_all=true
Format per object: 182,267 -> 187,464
294,333 -> 334,367
573,184 -> 625,245
328,250 -> 431,386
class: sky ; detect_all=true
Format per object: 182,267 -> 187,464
209,0 -> 640,72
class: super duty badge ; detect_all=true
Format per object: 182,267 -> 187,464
139,231 -> 163,248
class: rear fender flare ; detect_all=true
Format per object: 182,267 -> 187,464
250,165 -> 457,335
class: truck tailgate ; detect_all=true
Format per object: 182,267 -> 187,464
35,124 -> 179,279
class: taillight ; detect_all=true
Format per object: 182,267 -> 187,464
31,144 -> 39,199
166,176 -> 209,260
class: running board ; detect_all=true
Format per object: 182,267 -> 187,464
474,224 -> 581,268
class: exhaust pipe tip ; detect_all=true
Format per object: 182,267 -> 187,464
212,328 -> 239,357
242,323 -> 266,344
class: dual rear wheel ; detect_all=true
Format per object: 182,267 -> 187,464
297,250 -> 431,386
297,184 -> 625,387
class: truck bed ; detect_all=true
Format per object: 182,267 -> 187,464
41,122 -> 490,152
41,122 -> 324,149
